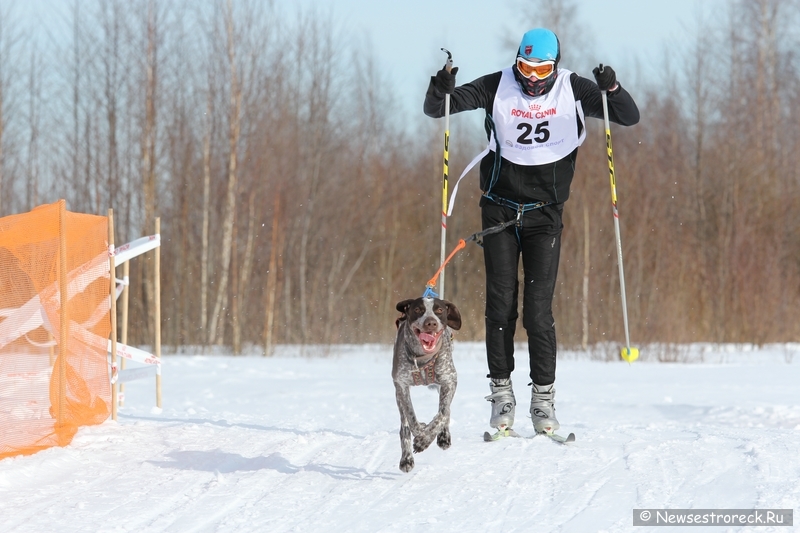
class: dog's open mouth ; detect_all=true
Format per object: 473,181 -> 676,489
415,328 -> 444,354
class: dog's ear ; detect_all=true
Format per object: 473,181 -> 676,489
443,300 -> 462,330
396,299 -> 415,314
395,299 -> 414,329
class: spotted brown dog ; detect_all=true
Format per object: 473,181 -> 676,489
392,297 -> 461,472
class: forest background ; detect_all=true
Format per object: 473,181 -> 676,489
0,0 -> 797,353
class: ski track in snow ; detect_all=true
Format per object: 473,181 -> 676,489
1,344 -> 799,533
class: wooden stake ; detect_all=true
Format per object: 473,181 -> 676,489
119,260 -> 130,407
58,200 -> 68,427
108,209 -> 118,421
155,217 -> 162,409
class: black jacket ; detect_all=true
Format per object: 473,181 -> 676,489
424,70 -> 640,205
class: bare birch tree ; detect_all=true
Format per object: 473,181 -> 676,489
99,0 -> 123,219
133,0 -> 162,342
26,46 -> 42,210
0,2 -> 22,215
208,0 -> 242,346
200,85 -> 214,340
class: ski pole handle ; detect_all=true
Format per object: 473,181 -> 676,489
441,48 -> 453,72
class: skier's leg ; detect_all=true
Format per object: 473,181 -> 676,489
482,203 -> 520,428
520,205 -> 563,432
482,203 -> 520,380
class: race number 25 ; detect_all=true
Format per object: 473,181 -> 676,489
516,121 -> 550,144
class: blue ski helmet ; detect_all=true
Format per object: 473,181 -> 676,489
514,28 -> 560,96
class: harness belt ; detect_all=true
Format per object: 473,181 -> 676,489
482,193 -> 551,215
468,193 -> 551,248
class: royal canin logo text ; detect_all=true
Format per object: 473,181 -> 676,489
511,107 -> 557,119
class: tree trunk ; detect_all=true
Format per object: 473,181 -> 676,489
141,0 -> 158,341
233,191 -> 256,355
263,192 -> 283,356
208,0 -> 241,346
200,92 -> 212,339
581,201 -> 589,350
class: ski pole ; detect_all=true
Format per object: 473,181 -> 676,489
438,48 -> 453,299
599,64 -> 639,363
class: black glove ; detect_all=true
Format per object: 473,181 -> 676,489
433,65 -> 459,94
592,64 -> 618,93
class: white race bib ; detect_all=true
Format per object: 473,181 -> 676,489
490,67 -> 586,165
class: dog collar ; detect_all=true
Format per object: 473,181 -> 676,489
411,355 -> 438,386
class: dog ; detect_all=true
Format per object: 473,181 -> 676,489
392,296 -> 461,472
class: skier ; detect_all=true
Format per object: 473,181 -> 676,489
423,28 -> 639,437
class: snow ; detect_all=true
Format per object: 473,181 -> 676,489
1,343 -> 799,533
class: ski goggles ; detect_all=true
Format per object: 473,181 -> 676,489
516,58 -> 555,79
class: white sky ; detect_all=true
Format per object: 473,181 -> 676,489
290,0 -> 720,115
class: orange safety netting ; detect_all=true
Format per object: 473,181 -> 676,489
0,200 -> 111,460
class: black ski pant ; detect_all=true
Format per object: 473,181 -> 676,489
482,201 -> 563,386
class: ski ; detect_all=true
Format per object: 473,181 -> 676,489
483,427 -> 575,444
538,431 -> 576,444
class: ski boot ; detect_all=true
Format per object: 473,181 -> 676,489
530,382 -> 560,434
485,378 -> 516,430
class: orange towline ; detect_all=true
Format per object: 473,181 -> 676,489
426,238 -> 466,292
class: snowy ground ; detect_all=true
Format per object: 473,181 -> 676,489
1,343 -> 799,533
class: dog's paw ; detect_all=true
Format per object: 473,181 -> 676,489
437,428 -> 451,450
413,434 -> 433,454
399,455 -> 414,473
408,422 -> 426,437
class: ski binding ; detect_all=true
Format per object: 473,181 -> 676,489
483,425 -> 521,441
